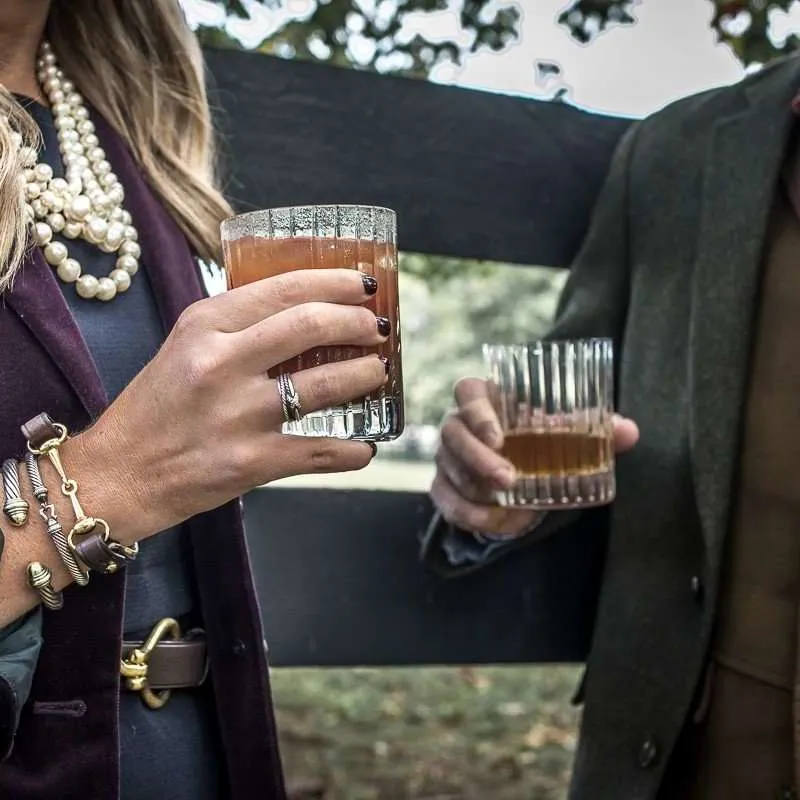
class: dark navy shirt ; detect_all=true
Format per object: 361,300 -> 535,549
25,99 -> 222,800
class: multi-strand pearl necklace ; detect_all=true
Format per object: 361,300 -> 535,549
14,41 -> 141,301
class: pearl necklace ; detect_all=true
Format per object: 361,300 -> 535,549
14,41 -> 141,301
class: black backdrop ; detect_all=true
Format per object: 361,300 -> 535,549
204,48 -> 631,667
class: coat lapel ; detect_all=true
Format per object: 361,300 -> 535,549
689,58 -> 800,560
4,249 -> 107,417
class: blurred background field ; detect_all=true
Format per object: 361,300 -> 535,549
272,665 -> 582,800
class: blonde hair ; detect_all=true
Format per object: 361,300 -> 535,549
0,0 -> 232,294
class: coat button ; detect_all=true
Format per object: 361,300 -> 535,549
690,575 -> 703,602
638,737 -> 659,769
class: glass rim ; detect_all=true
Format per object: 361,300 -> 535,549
222,204 -> 396,228
482,337 -> 613,351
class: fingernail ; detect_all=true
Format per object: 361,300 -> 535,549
368,442 -> 378,457
379,356 -> 390,374
376,317 -> 391,337
362,275 -> 378,295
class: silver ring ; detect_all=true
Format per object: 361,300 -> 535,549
276,372 -> 303,424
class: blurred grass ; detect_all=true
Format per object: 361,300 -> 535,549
272,665 -> 581,800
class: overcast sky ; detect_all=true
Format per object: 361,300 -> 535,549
183,0 -> 800,117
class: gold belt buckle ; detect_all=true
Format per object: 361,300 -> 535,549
120,617 -> 181,710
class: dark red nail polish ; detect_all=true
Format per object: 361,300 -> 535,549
379,356 -> 390,374
376,317 -> 391,337
368,442 -> 378,457
362,275 -> 378,295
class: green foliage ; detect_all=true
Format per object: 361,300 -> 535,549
196,0 -> 520,77
558,0 -> 799,67
199,0 -> 797,73
399,260 -> 566,425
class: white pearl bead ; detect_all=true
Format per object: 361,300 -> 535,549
120,210 -> 132,225
88,147 -> 105,163
68,92 -> 83,107
116,255 -> 139,275
34,222 -> 52,246
83,133 -> 99,148
110,268 -> 131,293
107,186 -> 124,205
119,240 -> 141,259
100,172 -> 117,189
84,180 -> 100,196
80,168 -> 94,185
47,212 -> 66,232
75,274 -> 99,299
77,120 -> 94,136
95,277 -> 117,301
58,128 -> 78,144
56,258 -> 81,283
50,177 -> 68,194
23,204 -> 34,223
44,78 -> 60,95
67,195 -> 91,221
85,217 -> 108,243
124,225 -> 138,241
10,131 -> 23,148
43,51 -> 56,65
110,208 -> 124,222
75,107 -> 89,120
40,190 -> 58,210
43,241 -> 68,265
52,102 -> 70,118
61,79 -> 74,93
24,182 -> 41,200
95,160 -> 111,176
55,116 -> 75,131
67,179 -> 82,196
50,89 -> 65,104
62,221 -> 82,239
107,222 -> 126,242
34,163 -> 53,182
31,198 -> 46,217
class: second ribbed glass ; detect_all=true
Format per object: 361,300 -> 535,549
221,205 -> 403,441
483,339 -> 615,509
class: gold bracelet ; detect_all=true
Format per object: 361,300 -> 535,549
26,420 -> 138,574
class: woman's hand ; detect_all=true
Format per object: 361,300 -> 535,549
431,377 -> 640,537
65,268 -> 389,542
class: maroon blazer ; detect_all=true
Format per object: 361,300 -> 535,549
0,116 -> 287,800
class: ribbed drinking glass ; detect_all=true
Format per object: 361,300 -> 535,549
483,338 -> 615,508
222,205 -> 403,441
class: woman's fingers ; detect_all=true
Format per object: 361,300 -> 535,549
267,356 -> 388,425
236,302 -> 388,372
203,269 -> 377,333
257,435 -> 377,482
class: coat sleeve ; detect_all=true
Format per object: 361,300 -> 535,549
421,120 -> 641,577
0,609 -> 43,760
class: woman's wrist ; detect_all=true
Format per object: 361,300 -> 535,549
50,423 -> 161,549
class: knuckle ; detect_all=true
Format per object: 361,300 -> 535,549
292,304 -> 326,341
173,301 -> 208,339
307,370 -> 340,405
310,444 -> 340,472
182,341 -> 224,386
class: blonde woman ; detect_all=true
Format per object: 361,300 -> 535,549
0,2 -> 389,798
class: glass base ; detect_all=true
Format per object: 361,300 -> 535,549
495,468 -> 615,510
282,396 -> 403,442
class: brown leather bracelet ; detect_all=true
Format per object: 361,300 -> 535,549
22,413 -> 138,576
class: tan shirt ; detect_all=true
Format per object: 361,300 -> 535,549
660,180 -> 800,798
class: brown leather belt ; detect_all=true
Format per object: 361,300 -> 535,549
120,618 -> 208,709
121,638 -> 207,690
